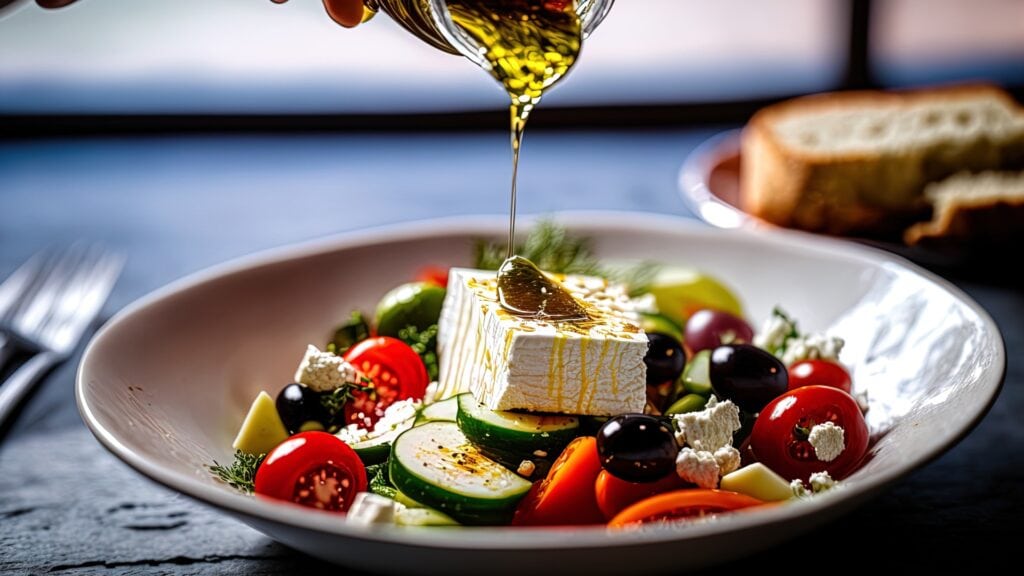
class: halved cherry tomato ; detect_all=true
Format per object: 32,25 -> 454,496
343,336 -> 428,428
512,436 -> 605,526
788,359 -> 852,394
415,265 -> 449,288
608,489 -> 764,527
595,469 -> 687,520
254,431 -> 367,513
750,385 -> 868,482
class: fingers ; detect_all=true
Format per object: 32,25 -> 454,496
35,0 -> 78,7
322,0 -> 365,28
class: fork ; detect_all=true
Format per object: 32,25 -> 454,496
0,250 -> 50,368
0,243 -> 124,428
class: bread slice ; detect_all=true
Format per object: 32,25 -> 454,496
741,85 -> 1024,237
904,170 -> 1024,246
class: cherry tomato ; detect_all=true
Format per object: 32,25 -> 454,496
750,385 -> 868,482
254,431 -> 367,513
343,336 -> 428,428
512,436 -> 605,526
595,469 -> 687,520
607,489 -> 764,527
415,265 -> 449,288
788,359 -> 852,394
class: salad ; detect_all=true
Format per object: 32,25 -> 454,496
211,224 -> 870,528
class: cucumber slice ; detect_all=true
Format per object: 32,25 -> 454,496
416,396 -> 458,424
456,393 -> 579,456
681,349 -> 713,396
389,422 -> 531,525
350,434 -> 395,466
639,311 -> 684,342
395,507 -> 460,527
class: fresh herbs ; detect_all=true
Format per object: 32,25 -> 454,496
366,463 -> 398,499
320,378 -> 374,429
326,311 -> 371,356
398,323 -> 439,381
474,220 -> 659,294
475,220 -> 602,276
209,451 -> 265,494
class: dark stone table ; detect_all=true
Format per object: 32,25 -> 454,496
1,129 -> 1021,574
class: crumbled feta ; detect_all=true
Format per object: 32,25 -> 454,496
676,447 -> 721,489
347,492 -> 398,526
791,471 -> 839,498
517,460 -> 536,477
808,422 -> 845,462
294,344 -> 364,392
782,333 -> 845,366
673,395 -> 741,452
809,471 -> 838,493
790,479 -> 809,498
335,398 -> 420,445
713,445 -> 742,476
753,310 -> 796,354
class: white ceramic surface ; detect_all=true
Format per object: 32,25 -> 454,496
77,213 -> 1005,575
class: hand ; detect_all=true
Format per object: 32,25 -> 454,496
33,0 -> 367,28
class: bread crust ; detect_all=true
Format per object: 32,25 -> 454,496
740,85 -> 1024,237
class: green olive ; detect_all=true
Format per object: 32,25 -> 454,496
375,281 -> 446,337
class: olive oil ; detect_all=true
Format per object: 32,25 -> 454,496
446,0 -> 584,319
497,256 -> 590,321
447,0 -> 582,260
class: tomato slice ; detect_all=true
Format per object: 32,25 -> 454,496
512,436 -> 605,526
254,431 -> 367,513
343,336 -> 428,428
607,489 -> 764,528
788,359 -> 853,394
595,469 -> 687,520
415,265 -> 450,288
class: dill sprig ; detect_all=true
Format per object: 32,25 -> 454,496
209,451 -> 265,494
398,323 -> 439,381
474,220 -> 660,293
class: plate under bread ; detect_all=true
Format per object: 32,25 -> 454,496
77,213 -> 1004,575
678,130 -> 993,270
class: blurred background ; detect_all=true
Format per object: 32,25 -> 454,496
2,0 -> 1022,119
1,0 -> 1023,301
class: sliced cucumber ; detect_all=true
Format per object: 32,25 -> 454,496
416,396 -> 458,424
396,507 -> 460,527
666,393 -> 708,415
639,311 -> 684,342
456,393 -> 579,456
681,349 -> 713,396
389,422 -> 531,525
349,430 -> 400,466
347,412 -> 417,466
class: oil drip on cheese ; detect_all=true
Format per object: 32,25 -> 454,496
447,0 -> 586,319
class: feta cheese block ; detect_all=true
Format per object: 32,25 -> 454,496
436,268 -> 648,415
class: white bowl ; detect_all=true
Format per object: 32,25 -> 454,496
77,213 -> 1004,575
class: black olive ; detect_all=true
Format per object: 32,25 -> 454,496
275,383 -> 323,433
644,332 -> 686,386
709,344 -> 788,413
596,414 -> 679,483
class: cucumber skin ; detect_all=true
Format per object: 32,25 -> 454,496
352,441 -> 391,466
387,424 -> 530,526
456,394 -> 579,456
